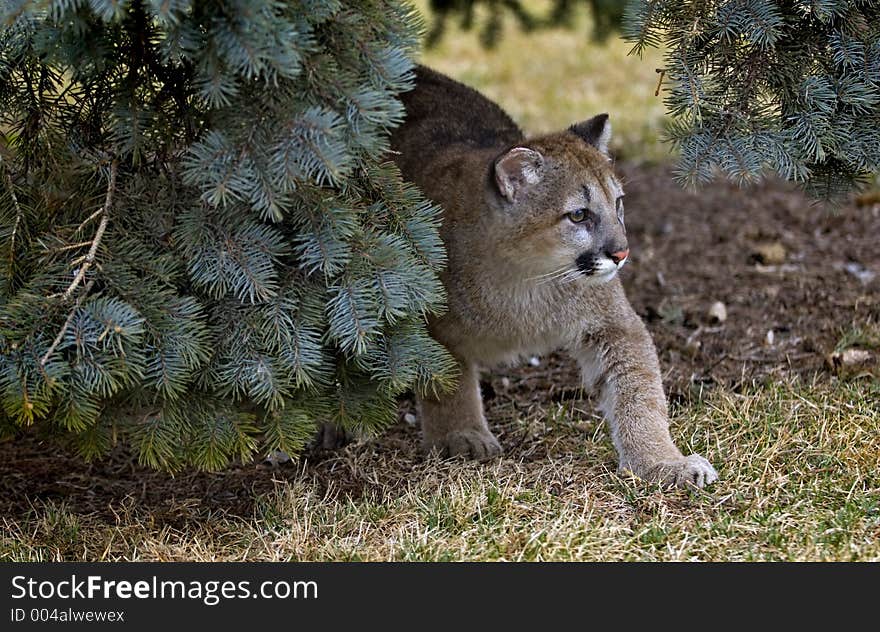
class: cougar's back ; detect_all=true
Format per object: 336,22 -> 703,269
390,66 -> 523,185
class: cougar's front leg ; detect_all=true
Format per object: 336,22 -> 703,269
416,359 -> 502,460
574,314 -> 718,488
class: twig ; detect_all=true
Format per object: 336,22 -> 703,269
40,161 -> 118,366
685,325 -> 703,347
55,240 -> 95,253
654,68 -> 665,97
40,277 -> 96,367
72,208 -> 103,236
0,153 -> 23,270
60,160 -> 117,301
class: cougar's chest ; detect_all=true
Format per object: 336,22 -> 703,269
438,277 -> 587,364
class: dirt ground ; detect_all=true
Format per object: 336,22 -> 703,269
2,163 -> 878,531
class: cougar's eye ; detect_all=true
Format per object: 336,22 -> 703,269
616,196 -> 625,227
567,208 -> 588,224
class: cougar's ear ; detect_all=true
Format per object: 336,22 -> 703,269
493,147 -> 544,203
569,113 -> 611,155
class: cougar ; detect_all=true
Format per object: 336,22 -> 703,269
388,66 -> 718,488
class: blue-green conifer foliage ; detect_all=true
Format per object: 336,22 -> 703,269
0,0 -> 456,470
624,0 -> 880,193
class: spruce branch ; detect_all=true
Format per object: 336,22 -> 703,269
624,0 -> 880,195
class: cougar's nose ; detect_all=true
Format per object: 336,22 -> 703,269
609,249 -> 630,264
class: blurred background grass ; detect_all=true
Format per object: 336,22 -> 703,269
414,0 -> 670,163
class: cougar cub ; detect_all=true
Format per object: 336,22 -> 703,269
389,67 -> 718,488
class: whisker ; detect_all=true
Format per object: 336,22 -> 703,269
535,267 -> 577,285
559,269 -> 584,284
526,265 -> 570,282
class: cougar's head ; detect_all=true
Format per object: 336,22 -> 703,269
489,114 -> 628,286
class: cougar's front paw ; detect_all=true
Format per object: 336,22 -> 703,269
429,429 -> 503,461
638,454 -> 719,489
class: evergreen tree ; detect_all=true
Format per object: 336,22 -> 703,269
624,0 -> 880,194
0,0 -> 456,471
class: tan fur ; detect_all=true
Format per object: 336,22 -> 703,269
390,67 -> 717,488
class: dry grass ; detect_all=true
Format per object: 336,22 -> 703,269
2,377 -> 878,561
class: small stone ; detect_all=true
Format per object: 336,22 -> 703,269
500,377 -> 511,389
707,301 -> 727,323
404,412 -> 417,426
529,356 -> 541,367
765,329 -> 775,346
264,450 -> 291,466
827,348 -> 874,373
842,348 -> 872,365
752,242 -> 786,265
844,262 -> 875,284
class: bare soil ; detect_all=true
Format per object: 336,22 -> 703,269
2,164 -> 878,529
